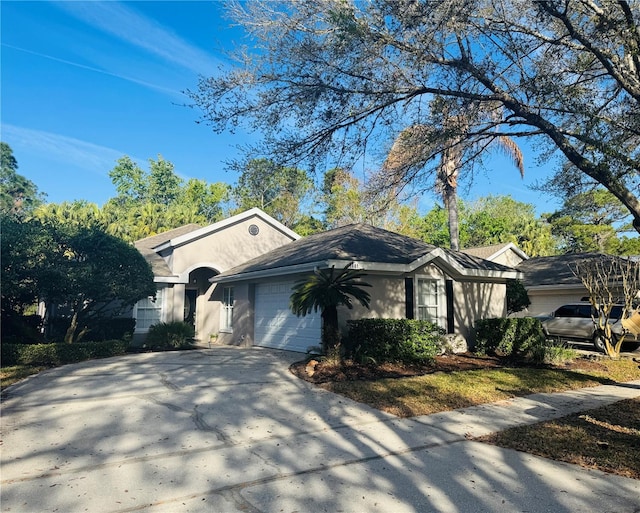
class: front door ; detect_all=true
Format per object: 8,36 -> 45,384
184,289 -> 197,333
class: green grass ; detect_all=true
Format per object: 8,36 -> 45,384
1,364 -> 51,390
479,397 -> 640,479
323,360 -> 640,418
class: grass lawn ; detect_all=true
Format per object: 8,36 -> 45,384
321,358 -> 640,417
1,365 -> 51,390
479,397 -> 640,480
317,356 -> 640,479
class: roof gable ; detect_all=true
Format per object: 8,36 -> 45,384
463,242 -> 529,262
152,208 -> 299,252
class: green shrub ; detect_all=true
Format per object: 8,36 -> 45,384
530,339 -> 578,365
345,318 -> 444,365
145,321 -> 195,351
1,311 -> 45,344
0,340 -> 128,367
475,317 -> 546,357
46,316 -> 136,342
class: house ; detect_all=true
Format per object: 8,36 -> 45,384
131,208 -> 299,345
462,242 -> 529,268
209,222 -> 521,353
515,253 -> 631,317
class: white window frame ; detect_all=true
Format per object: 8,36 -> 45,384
415,277 -> 445,328
134,287 -> 164,333
220,286 -> 234,332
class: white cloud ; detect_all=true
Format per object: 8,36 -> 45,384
53,1 -> 221,76
2,124 -> 140,175
2,43 -> 182,96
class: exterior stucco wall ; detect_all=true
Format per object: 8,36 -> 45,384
452,280 -> 507,342
142,214 -> 296,343
492,250 -> 526,268
162,216 -> 295,278
211,282 -> 253,347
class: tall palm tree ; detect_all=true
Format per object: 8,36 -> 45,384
383,106 -> 524,251
290,264 -> 372,353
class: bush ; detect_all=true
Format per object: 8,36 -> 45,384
345,318 -> 444,365
0,340 -> 129,367
532,339 -> 578,365
1,311 -> 45,344
46,316 -> 136,342
475,317 -> 546,358
145,322 -> 195,351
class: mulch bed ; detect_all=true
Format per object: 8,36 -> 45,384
289,352 -> 614,384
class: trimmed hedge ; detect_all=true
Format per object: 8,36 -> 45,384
1,340 -> 129,367
346,318 -> 444,364
474,317 -> 546,357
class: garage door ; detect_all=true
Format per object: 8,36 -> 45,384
254,282 -> 321,353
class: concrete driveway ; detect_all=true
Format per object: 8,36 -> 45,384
1,346 -> 639,513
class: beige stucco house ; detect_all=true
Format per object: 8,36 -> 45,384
131,208 -> 299,345
209,223 -> 521,352
133,210 -> 521,352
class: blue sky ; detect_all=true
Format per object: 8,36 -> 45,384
2,1 -> 560,214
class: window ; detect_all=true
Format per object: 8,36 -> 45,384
417,279 -> 438,323
135,289 -> 163,331
220,287 -> 234,331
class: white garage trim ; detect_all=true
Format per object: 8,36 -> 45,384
254,282 -> 321,353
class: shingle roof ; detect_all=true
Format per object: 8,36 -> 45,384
134,224 -> 202,277
516,253 -> 611,287
214,223 -> 516,281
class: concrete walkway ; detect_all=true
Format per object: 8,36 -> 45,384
1,347 -> 639,513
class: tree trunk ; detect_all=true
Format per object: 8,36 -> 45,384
321,306 -> 340,353
64,310 -> 80,344
444,182 -> 459,251
439,145 -> 461,251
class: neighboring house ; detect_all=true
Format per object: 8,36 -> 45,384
516,253 -> 616,317
210,223 -> 521,353
462,242 -> 529,268
131,208 -> 299,345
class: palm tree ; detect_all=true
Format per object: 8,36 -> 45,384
290,264 -> 372,353
383,105 -> 524,251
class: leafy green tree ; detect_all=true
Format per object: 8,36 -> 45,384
108,155 -> 146,203
407,196 -> 557,256
463,196 -> 557,256
104,155 -> 229,241
1,216 -> 56,315
546,189 -> 638,254
191,0 -> 640,232
321,167 -> 415,231
290,265 -> 371,353
232,158 -> 313,227
0,142 -> 45,217
33,201 -> 106,231
38,225 -> 156,343
2,217 -> 155,343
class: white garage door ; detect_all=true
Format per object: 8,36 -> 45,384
254,282 -> 321,353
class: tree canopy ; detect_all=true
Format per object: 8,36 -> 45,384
190,0 -> 640,232
1,142 -> 45,217
1,216 -> 156,343
232,158 -> 314,228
